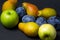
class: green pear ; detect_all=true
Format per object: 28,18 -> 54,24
38,24 -> 56,40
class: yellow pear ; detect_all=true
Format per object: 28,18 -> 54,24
38,8 -> 56,18
7,0 -> 17,4
2,1 -> 15,11
18,22 -> 26,31
18,22 -> 39,37
24,22 -> 39,37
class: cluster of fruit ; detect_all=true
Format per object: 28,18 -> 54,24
0,0 -> 60,40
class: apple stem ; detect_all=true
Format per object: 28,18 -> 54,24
44,35 -> 49,38
8,12 -> 11,15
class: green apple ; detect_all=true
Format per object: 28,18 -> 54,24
1,9 -> 19,28
38,24 -> 56,40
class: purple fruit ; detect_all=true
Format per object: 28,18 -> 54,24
47,16 -> 60,25
16,7 -> 26,17
36,17 -> 47,26
47,16 -> 56,25
22,15 -> 35,22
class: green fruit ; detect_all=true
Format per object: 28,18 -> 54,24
1,9 -> 19,28
38,24 -> 56,40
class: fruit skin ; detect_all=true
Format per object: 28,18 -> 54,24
18,22 -> 26,31
22,15 -> 35,22
1,10 -> 19,28
24,22 -> 39,37
38,8 -> 56,18
47,16 -> 56,25
36,17 -> 47,26
38,24 -> 56,40
2,1 -> 15,11
47,16 -> 60,26
22,2 -> 38,17
7,0 -> 17,4
16,7 -> 26,17
38,10 -> 42,16
18,22 -> 39,37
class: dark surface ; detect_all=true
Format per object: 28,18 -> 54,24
0,0 -> 60,40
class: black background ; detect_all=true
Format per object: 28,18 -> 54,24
0,0 -> 60,40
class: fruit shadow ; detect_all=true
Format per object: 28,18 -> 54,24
19,17 -> 22,22
29,35 -> 40,40
54,24 -> 60,31
24,33 -> 40,40
55,32 -> 60,40
1,22 -> 18,31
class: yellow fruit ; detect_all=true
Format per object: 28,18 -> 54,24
24,22 -> 39,37
38,24 -> 56,40
18,22 -> 39,37
18,22 -> 26,31
7,0 -> 17,4
38,8 -> 56,18
2,1 -> 15,11
22,2 -> 38,17
38,10 -> 42,16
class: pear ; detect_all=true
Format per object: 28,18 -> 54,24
38,8 -> 56,19
2,1 -> 16,11
7,0 -> 17,4
18,22 -> 26,31
38,10 -> 42,16
22,2 -> 38,17
38,24 -> 57,40
18,22 -> 39,37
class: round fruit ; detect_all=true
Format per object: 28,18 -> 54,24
38,24 -> 56,40
47,16 -> 56,25
1,10 -> 19,28
2,1 -> 15,11
47,16 -> 60,26
24,22 -> 39,37
16,7 -> 26,17
22,15 -> 35,22
36,17 -> 47,26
